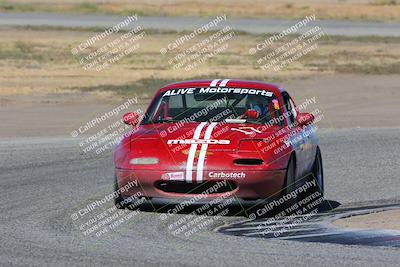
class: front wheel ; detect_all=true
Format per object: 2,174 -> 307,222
311,148 -> 324,197
283,155 -> 298,214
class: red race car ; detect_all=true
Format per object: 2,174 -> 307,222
113,79 -> 323,209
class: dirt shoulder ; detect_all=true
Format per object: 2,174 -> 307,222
1,26 -> 399,137
334,209 -> 400,231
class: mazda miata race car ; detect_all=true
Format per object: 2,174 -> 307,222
113,79 -> 323,210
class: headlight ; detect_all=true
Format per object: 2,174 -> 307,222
129,157 -> 159,165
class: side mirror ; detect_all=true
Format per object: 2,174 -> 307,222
296,112 -> 314,127
123,112 -> 140,126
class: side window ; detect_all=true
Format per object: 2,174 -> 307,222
289,98 -> 297,119
282,92 -> 296,127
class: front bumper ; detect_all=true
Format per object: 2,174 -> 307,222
115,168 -> 286,201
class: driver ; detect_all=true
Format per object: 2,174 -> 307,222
249,95 -> 269,116
238,95 -> 269,119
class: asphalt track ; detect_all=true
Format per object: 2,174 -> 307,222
1,128 -> 400,266
1,12 -> 400,36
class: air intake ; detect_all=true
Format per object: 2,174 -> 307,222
155,181 -> 237,194
234,158 -> 263,165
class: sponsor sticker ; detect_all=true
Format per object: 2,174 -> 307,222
167,139 -> 230,145
163,87 -> 273,97
161,172 -> 185,181
208,171 -> 246,179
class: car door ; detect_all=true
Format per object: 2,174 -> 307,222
289,95 -> 316,175
282,92 -> 308,178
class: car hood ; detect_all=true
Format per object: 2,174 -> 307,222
129,122 -> 279,153
116,122 -> 289,174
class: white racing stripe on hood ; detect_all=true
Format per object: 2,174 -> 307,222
210,79 -> 220,87
186,122 -> 207,182
196,122 -> 218,182
219,79 -> 230,87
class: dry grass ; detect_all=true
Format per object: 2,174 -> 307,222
1,0 -> 400,21
0,26 -> 399,99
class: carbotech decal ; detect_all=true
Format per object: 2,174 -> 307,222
208,171 -> 246,179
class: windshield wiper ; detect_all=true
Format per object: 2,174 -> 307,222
244,120 -> 264,125
147,118 -> 180,124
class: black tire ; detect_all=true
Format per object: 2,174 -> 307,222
298,148 -> 324,213
283,155 -> 298,214
114,174 -> 126,209
311,147 -> 324,197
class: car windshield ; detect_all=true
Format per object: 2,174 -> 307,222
142,87 -> 283,125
